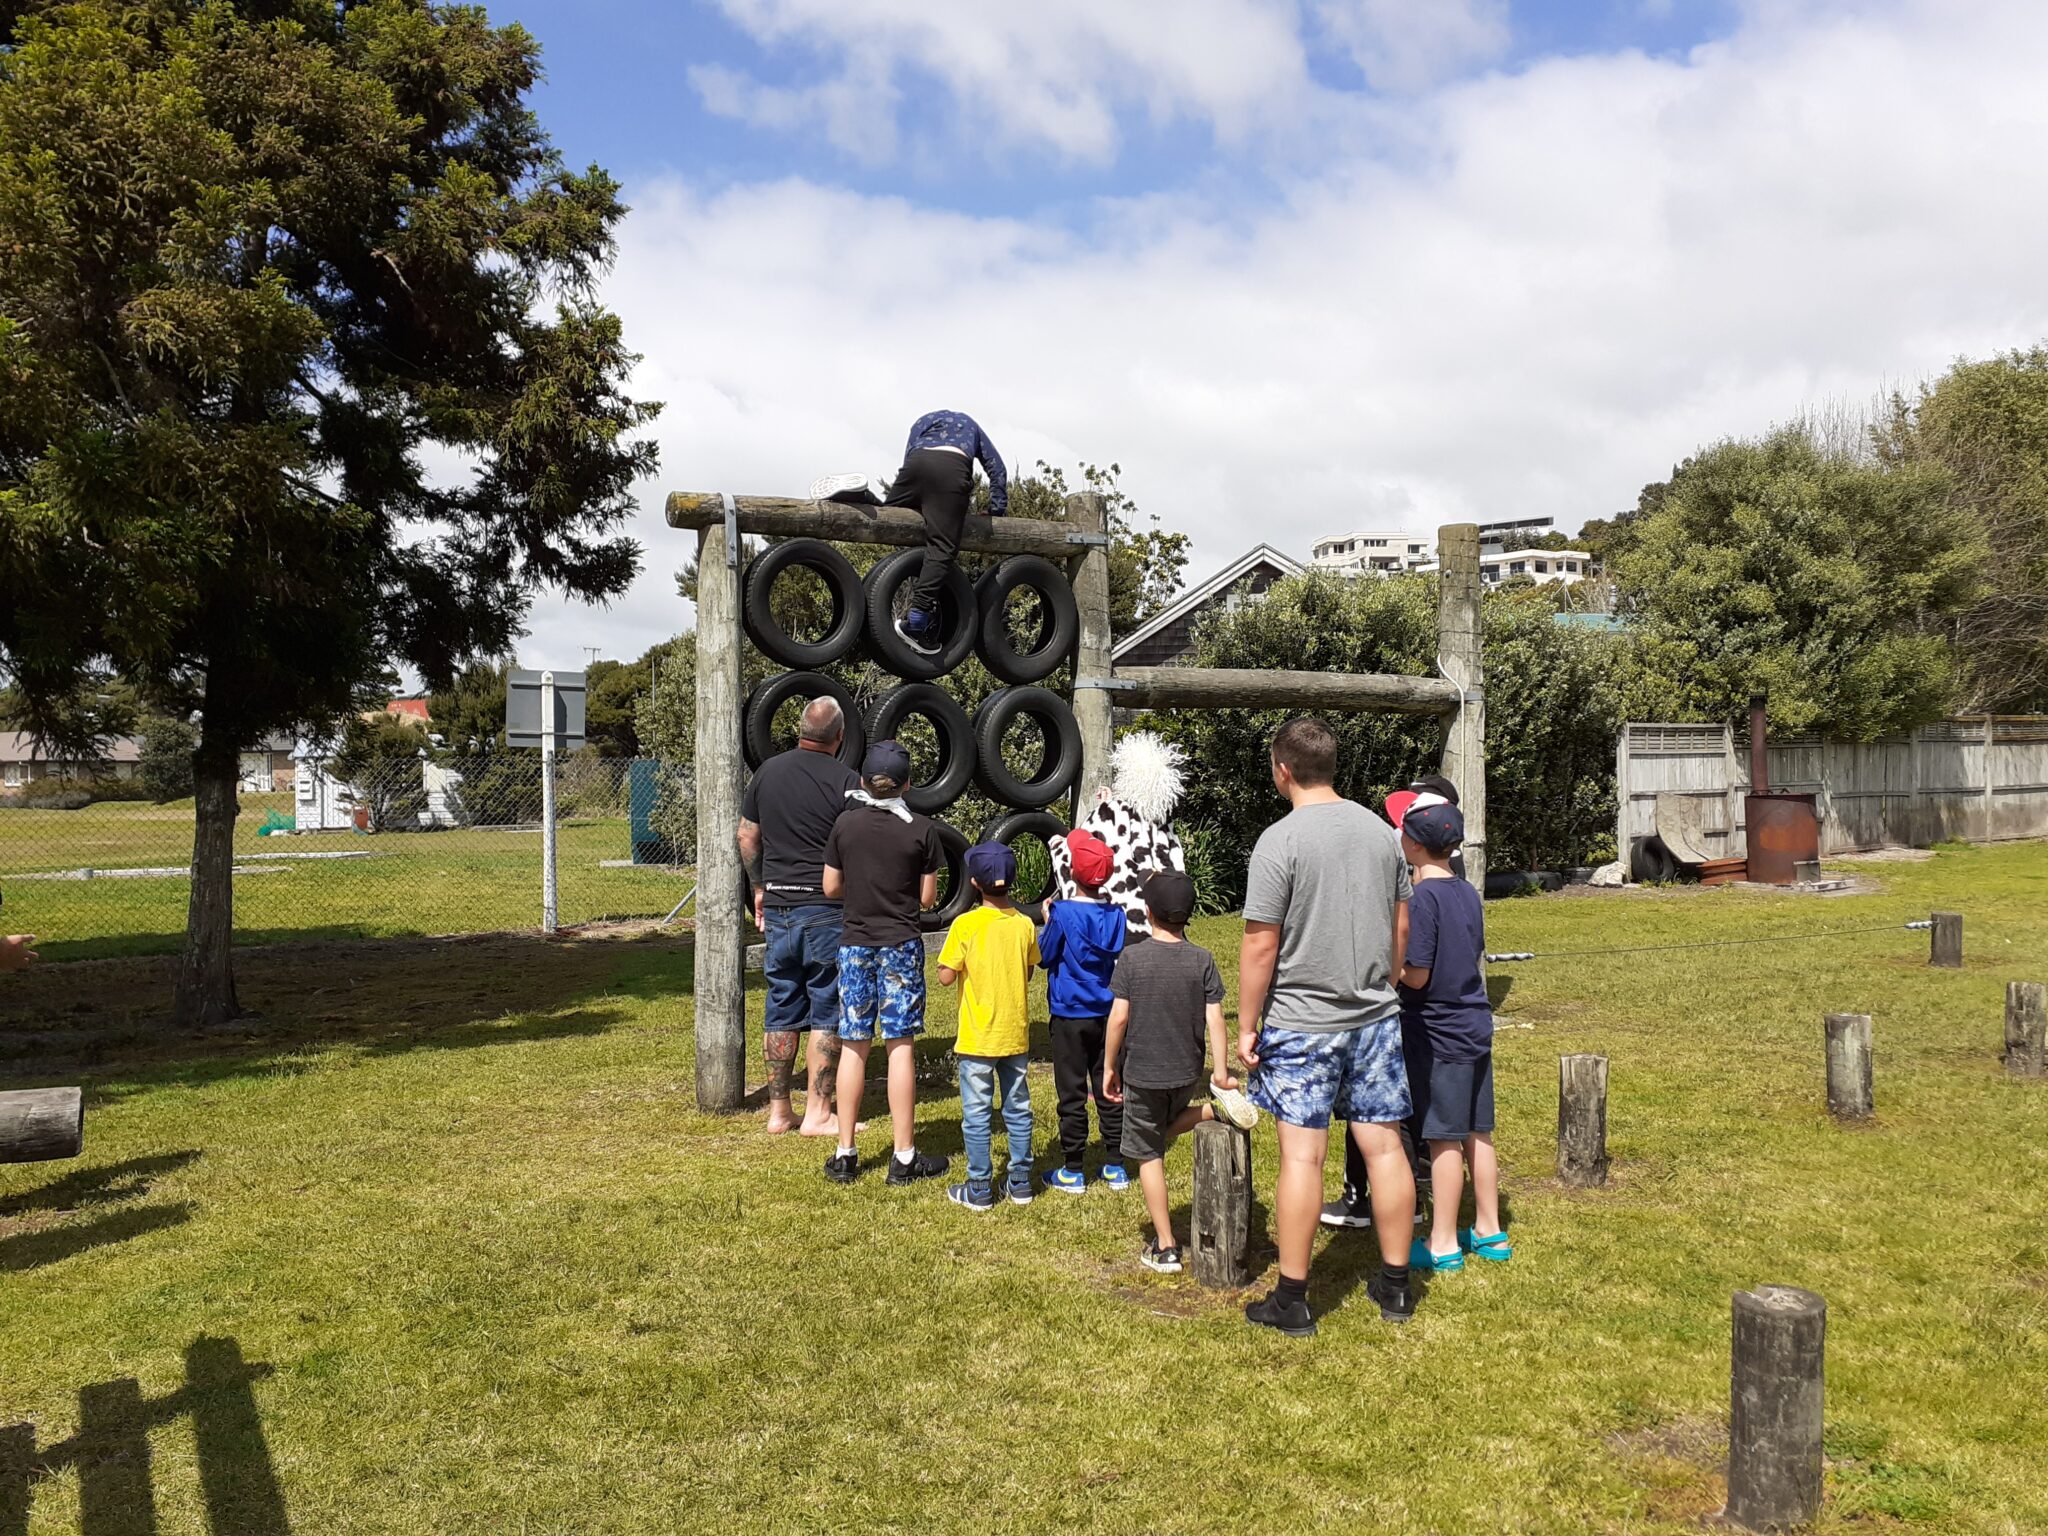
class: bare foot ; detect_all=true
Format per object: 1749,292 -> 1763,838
800,1114 -> 864,1137
765,1105 -> 798,1135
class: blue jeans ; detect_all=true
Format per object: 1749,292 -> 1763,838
763,904 -> 843,1034
958,1054 -> 1033,1188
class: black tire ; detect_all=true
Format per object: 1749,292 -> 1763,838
1631,835 -> 1679,884
864,547 -> 977,681
973,686 -> 1083,809
742,539 -> 865,669
982,809 -> 1067,911
864,683 -> 976,814
976,554 -> 1078,684
921,819 -> 975,932
742,672 -> 864,771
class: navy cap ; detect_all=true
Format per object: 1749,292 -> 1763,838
965,841 -> 1016,890
1140,869 -> 1197,926
1401,801 -> 1465,854
862,739 -> 912,785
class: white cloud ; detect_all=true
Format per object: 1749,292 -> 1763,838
1313,0 -> 1511,92
517,0 -> 2048,668
693,0 -> 1313,162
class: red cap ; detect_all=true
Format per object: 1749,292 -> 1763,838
1384,789 -> 1449,831
1064,830 -> 1113,887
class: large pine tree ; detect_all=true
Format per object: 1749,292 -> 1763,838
0,1 -> 659,1022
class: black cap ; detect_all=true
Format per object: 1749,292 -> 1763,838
1140,869 -> 1196,926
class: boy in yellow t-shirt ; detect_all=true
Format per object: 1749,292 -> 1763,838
937,842 -> 1040,1212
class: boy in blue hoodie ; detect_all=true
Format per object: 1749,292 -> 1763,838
1037,830 -> 1128,1192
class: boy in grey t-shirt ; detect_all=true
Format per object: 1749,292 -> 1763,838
1239,717 -> 1418,1338
1103,871 -> 1259,1274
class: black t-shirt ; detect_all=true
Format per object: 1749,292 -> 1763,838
741,748 -> 860,908
1110,938 -> 1225,1089
823,804 -> 943,946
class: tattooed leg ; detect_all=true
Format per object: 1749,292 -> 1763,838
764,1030 -> 799,1133
799,1030 -> 843,1134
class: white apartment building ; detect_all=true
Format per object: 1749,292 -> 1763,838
1309,529 -> 1433,575
1479,548 -> 1594,586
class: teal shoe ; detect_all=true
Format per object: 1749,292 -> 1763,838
1409,1237 -> 1464,1273
1459,1226 -> 1512,1262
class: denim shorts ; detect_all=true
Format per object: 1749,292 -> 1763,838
762,904 -> 843,1034
836,939 -> 926,1041
1249,1018 -> 1411,1130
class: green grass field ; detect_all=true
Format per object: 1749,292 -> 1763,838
0,796 -> 690,959
3,842 -> 2046,1534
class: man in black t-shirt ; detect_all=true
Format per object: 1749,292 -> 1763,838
738,697 -> 860,1136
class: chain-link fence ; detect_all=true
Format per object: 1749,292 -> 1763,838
0,755 -> 695,961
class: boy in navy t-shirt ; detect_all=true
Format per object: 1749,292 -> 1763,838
1393,800 -> 1511,1271
1036,830 -> 1128,1192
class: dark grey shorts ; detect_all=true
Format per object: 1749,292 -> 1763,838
1413,1050 -> 1495,1141
1118,1081 -> 1198,1163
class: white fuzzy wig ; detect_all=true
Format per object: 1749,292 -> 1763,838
1109,731 -> 1186,825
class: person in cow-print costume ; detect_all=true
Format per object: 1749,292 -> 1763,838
1051,732 -> 1186,940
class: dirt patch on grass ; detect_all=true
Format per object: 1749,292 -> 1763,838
1604,1414 -> 1726,1527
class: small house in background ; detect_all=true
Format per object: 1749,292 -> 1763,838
0,732 -> 143,791
292,737 -> 360,831
239,733 -> 295,794
1111,544 -> 1305,669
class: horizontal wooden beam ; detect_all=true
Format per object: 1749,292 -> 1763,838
665,492 -> 1091,559
1097,666 -> 1460,716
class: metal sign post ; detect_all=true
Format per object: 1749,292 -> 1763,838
506,667 -> 584,936
540,670 -> 558,933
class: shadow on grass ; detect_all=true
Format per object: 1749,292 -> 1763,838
0,1335 -> 288,1536
0,1202 -> 195,1276
0,1150 -> 201,1220
0,1151 -> 204,1277
0,931 -> 692,1094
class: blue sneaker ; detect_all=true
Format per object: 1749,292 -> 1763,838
1100,1163 -> 1131,1191
1008,1174 -> 1035,1206
893,605 -> 941,658
948,1179 -> 995,1213
1042,1167 -> 1087,1195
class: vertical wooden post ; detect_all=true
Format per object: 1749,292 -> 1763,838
1929,911 -> 1963,969
1068,491 -> 1115,821
1823,1013 -> 1873,1120
694,520 -> 747,1112
1726,1285 -> 1826,1531
1556,1053 -> 1609,1188
1436,522 -> 1486,891
1981,713 -> 1996,840
1189,1119 -> 1252,1288
2005,982 -> 2047,1077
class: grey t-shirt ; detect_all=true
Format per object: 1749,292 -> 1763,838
1243,799 -> 1412,1034
1111,938 -> 1225,1089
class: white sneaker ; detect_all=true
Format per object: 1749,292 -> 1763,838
809,473 -> 877,503
1210,1083 -> 1259,1131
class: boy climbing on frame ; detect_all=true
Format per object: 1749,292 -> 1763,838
812,410 -> 1008,658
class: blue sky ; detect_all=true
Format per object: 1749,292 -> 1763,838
482,1 -> 2048,671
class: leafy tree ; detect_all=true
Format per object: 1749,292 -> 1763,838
1878,347 -> 2048,711
1610,426 -> 1981,739
138,714 -> 197,803
430,661 -> 514,756
328,713 -> 429,831
584,654 -> 651,757
0,2 -> 659,1022
988,462 -> 1188,633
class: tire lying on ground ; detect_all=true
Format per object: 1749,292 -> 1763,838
742,538 -> 866,669
981,808 -> 1068,925
975,554 -> 1079,685
920,820 -> 975,932
1630,834 -> 1680,884
864,547 -> 977,681
742,672 -> 865,771
972,686 -> 1083,809
864,683 -> 976,814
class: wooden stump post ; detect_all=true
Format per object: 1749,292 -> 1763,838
2005,982 -> 2048,1078
693,517 -> 748,1113
1726,1285 -> 1826,1531
1929,911 -> 1963,969
1189,1120 -> 1252,1288
1067,491 -> 1115,819
1556,1054 -> 1609,1188
1436,522 -> 1487,893
1823,1013 -> 1873,1120
0,1087 -> 83,1163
